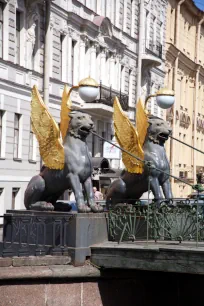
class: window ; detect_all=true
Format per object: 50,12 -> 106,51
0,3 -> 3,58
59,34 -> 64,80
100,131 -> 106,156
16,11 -> 21,65
85,45 -> 90,78
12,188 -> 19,210
29,121 -> 34,161
179,171 -> 188,179
128,69 -> 132,105
71,40 -> 76,86
120,65 -> 124,93
32,22 -> 38,70
14,113 -> 21,159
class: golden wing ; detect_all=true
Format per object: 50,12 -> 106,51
113,97 -> 144,174
136,98 -> 149,147
60,85 -> 72,141
31,85 -> 64,170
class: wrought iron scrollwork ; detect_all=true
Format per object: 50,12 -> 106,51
108,199 -> 204,244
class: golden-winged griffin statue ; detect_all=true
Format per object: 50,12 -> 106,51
106,97 -> 173,206
24,85 -> 103,213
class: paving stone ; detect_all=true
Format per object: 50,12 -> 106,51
0,283 -> 45,306
0,257 -> 12,267
46,283 -> 81,306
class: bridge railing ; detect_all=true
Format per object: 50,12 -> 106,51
0,213 -> 76,258
107,199 -> 204,244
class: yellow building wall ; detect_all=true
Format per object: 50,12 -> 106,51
165,0 -> 204,198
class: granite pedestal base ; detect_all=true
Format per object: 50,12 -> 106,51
2,210 -> 108,266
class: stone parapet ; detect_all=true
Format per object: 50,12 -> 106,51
2,210 -> 108,266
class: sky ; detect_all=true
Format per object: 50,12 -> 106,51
194,0 -> 204,10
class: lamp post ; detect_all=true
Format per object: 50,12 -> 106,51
67,76 -> 99,102
144,88 -> 175,111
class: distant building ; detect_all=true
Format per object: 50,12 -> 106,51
0,0 -> 167,218
165,0 -> 204,197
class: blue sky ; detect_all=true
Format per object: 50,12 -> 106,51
194,0 -> 204,10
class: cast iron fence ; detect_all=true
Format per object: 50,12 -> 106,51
108,198 -> 204,244
0,213 -> 76,257
1,198 -> 204,257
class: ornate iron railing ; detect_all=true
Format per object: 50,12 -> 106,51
0,213 -> 76,257
108,199 -> 204,244
89,82 -> 129,111
145,40 -> 163,59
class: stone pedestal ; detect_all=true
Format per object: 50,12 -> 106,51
2,210 -> 108,266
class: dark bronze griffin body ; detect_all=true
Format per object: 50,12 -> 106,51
106,117 -> 173,206
24,111 -> 103,213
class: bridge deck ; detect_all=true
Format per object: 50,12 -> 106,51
91,240 -> 204,275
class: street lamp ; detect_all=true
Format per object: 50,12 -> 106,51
145,88 -> 175,110
68,76 -> 99,102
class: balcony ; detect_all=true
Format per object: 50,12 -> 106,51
142,39 -> 163,68
82,83 -> 129,116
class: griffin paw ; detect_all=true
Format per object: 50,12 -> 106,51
29,202 -> 54,211
90,204 -> 104,213
78,205 -> 91,213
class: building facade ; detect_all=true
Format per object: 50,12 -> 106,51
0,0 -> 167,218
165,0 -> 204,198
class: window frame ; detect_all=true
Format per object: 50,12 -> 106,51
16,10 -> 21,65
13,113 -> 21,160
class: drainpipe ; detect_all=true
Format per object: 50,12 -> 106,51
136,0 -> 145,103
170,54 -> 179,189
193,65 -> 200,184
193,16 -> 204,184
170,0 -> 185,189
44,0 -> 51,105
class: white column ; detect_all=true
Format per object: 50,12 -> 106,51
109,53 -> 116,88
111,0 -> 116,25
117,55 -> 122,91
90,43 -> 97,79
20,12 -> 26,67
136,0 -> 145,101
128,70 -> 133,107
123,0 -> 127,32
3,4 -> 9,61
74,40 -> 79,84
96,0 -> 101,15
44,0 -> 51,105
95,48 -> 101,83
67,30 -> 73,84
61,33 -> 67,82
79,35 -> 86,80
100,48 -> 106,84
105,51 -> 110,86
49,28 -> 53,77
131,0 -> 136,37
115,0 -> 120,28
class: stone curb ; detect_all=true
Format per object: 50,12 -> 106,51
0,256 -> 71,267
0,265 -> 101,280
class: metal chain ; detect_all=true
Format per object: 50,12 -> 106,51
90,131 -> 195,189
